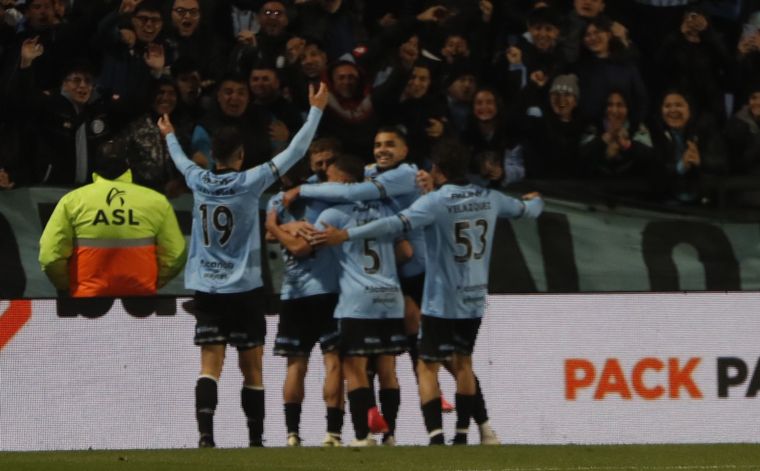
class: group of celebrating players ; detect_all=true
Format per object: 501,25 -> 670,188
156,81 -> 544,448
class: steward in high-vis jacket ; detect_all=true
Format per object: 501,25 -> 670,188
39,143 -> 187,297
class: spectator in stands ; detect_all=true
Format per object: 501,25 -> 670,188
112,78 -> 188,195
248,61 -> 303,157
724,81 -> 760,205
95,0 -> 170,110
560,0 -> 631,65
284,37 -> 329,111
11,38 -> 124,186
444,61 -> 478,136
166,0 -> 226,83
654,5 -> 732,122
494,6 -> 566,105
229,1 -> 292,75
523,73 -> 585,178
171,56 -> 205,123
470,148 -> 524,189
3,0 -> 89,92
651,90 -> 728,204
579,89 -> 654,178
462,87 -> 520,154
735,12 -> 760,110
292,0 -> 361,61
38,139 -> 187,297
192,73 -> 271,170
320,60 -> 378,159
574,15 -> 647,125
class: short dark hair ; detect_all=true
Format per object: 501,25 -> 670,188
309,137 -> 342,155
374,125 -> 408,146
330,154 -> 365,183
212,126 -> 244,166
94,140 -> 130,179
431,138 -> 470,181
134,0 -> 164,15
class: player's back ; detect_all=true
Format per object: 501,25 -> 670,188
317,200 -> 403,320
417,183 -> 519,319
268,192 -> 337,299
366,162 -> 425,277
185,167 -> 273,293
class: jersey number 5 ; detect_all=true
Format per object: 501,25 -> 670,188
454,219 -> 488,262
199,204 -> 234,246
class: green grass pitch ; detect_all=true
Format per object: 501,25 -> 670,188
2,444 -> 760,471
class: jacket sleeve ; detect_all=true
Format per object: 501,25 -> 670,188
155,200 -> 187,288
38,197 -> 75,291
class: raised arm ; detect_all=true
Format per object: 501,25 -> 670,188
158,114 -> 196,176
268,82 -> 328,178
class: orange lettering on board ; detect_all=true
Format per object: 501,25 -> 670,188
594,358 -> 632,400
632,357 -> 665,400
669,357 -> 703,399
565,359 -> 595,400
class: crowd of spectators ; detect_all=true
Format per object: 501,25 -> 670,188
2,0 -> 760,207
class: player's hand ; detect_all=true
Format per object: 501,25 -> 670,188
308,82 -> 329,110
282,186 -> 300,207
416,170 -> 433,194
316,223 -> 348,246
265,208 -> 279,231
157,113 -> 175,137
281,220 -> 315,237
522,191 -> 542,200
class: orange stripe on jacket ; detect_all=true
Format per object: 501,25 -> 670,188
69,245 -> 158,297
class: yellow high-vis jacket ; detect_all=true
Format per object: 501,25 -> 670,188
39,170 -> 187,297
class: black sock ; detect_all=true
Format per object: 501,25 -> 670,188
326,407 -> 344,436
195,377 -> 217,440
421,397 -> 443,436
407,334 -> 419,378
472,375 -> 489,425
366,368 -> 377,408
284,402 -> 301,435
379,388 -> 400,435
455,393 -> 475,432
242,386 -> 265,445
347,387 -> 372,440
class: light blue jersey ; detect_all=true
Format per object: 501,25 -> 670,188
348,184 -> 544,319
316,201 -> 403,320
166,106 -> 322,293
267,192 -> 337,299
300,162 -> 425,278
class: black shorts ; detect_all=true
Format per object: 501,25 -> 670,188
338,318 -> 407,357
418,315 -> 482,362
192,289 -> 266,351
274,293 -> 339,357
400,273 -> 425,307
